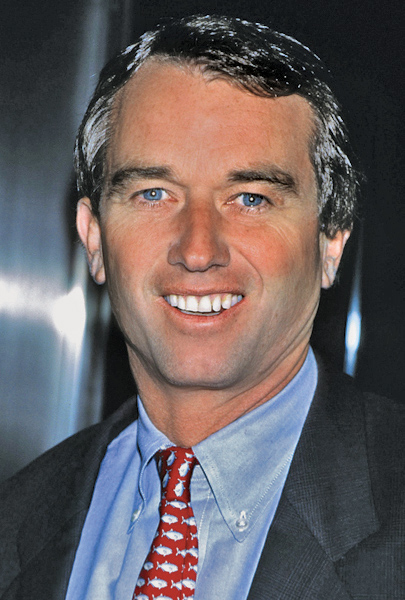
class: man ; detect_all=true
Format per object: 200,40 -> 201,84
0,15 -> 403,600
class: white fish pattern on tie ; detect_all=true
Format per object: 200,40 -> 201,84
178,458 -> 193,477
157,562 -> 179,574
162,530 -> 184,542
167,501 -> 187,510
174,480 -> 185,497
161,514 -> 178,525
166,451 -> 176,466
132,447 -> 199,599
148,578 -> 168,589
154,545 -> 173,557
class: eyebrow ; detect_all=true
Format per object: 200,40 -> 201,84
106,164 -> 299,197
107,165 -> 175,196
227,168 -> 298,193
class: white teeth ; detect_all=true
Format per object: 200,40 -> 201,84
165,293 -> 242,314
221,294 -> 232,310
198,296 -> 212,312
185,296 -> 199,311
212,295 -> 222,312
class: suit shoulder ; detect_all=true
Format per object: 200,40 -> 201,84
0,396 -> 138,531
363,390 -> 405,422
0,423 -> 106,594
362,392 -> 405,496
0,397 -> 138,593
0,422 -> 101,533
316,359 -> 405,500
362,391 -> 405,456
317,357 -> 404,437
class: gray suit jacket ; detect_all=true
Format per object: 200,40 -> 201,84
0,361 -> 404,599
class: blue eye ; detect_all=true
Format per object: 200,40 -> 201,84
240,193 -> 265,207
142,188 -> 164,201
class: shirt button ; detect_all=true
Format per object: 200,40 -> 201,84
236,510 -> 248,531
131,508 -> 142,523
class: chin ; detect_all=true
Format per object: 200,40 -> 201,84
158,359 -> 244,391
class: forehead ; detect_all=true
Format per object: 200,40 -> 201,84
108,61 -> 316,189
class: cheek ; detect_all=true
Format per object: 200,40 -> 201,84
103,221 -> 160,279
238,222 -> 321,283
101,228 -> 143,310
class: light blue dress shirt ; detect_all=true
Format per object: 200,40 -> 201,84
66,348 -> 317,599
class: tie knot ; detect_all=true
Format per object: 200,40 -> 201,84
158,446 -> 198,502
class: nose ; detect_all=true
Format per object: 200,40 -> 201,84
167,197 -> 230,271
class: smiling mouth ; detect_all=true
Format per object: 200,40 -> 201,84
164,293 -> 243,315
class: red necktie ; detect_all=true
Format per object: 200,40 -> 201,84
133,447 -> 199,600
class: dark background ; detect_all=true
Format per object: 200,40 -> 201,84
1,0 -> 404,436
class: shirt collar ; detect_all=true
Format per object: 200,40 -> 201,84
193,348 -> 318,541
136,399 -> 173,503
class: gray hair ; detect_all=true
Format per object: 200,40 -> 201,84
75,15 -> 359,237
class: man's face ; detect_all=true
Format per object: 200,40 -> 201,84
78,61 -> 345,398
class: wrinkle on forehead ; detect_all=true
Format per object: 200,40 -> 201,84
105,60 -> 318,206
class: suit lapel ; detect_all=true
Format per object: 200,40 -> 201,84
12,397 -> 138,600
248,363 -> 379,600
247,495 -> 353,600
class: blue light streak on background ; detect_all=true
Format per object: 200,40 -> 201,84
344,229 -> 363,376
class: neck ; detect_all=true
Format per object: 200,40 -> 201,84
130,346 -> 310,447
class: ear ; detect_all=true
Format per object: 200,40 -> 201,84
76,197 -> 106,284
320,229 -> 351,289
